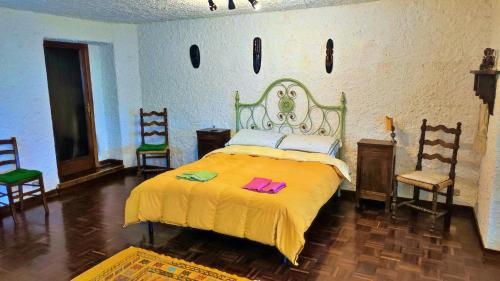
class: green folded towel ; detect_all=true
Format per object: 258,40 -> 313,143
176,171 -> 217,182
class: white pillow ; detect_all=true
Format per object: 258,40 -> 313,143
329,139 -> 342,157
226,129 -> 285,148
278,134 -> 340,154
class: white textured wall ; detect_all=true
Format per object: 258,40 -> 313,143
138,0 -> 491,206
476,80 -> 500,250
89,43 -> 122,161
112,24 -> 144,167
476,0 -> 500,251
0,7 -> 142,193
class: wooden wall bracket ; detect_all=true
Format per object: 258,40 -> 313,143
471,70 -> 499,115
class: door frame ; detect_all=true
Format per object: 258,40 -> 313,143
43,40 -> 98,179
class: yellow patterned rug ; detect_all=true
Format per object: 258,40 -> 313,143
73,246 -> 250,281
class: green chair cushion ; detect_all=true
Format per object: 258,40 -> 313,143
138,143 -> 168,152
0,169 -> 42,184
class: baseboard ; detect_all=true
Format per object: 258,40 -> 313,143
339,188 -> 355,200
126,165 -> 173,175
124,166 -> 137,174
58,164 -> 124,189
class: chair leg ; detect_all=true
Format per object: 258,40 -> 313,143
6,185 -> 18,224
142,154 -> 147,179
166,150 -> 171,170
444,186 -> 453,231
18,184 -> 24,211
391,181 -> 398,220
136,151 -> 141,176
412,185 -> 420,216
39,176 -> 49,214
430,186 -> 438,232
412,185 -> 420,202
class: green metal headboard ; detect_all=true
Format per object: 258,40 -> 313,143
235,78 -> 346,146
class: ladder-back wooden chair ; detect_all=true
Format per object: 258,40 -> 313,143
0,137 -> 49,223
136,108 -> 170,178
392,119 -> 461,231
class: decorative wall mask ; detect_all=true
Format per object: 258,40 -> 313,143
326,39 -> 334,74
253,37 -> 262,74
190,45 -> 200,69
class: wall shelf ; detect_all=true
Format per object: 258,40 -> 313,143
471,70 -> 500,115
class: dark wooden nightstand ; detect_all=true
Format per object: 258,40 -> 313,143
196,128 -> 231,159
355,139 -> 396,213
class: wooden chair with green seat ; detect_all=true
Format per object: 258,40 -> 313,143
392,119 -> 461,232
0,137 -> 49,224
136,108 -> 170,178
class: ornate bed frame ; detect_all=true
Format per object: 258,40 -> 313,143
146,78 -> 347,262
235,78 -> 346,154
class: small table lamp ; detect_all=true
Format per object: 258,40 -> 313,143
385,116 -> 397,143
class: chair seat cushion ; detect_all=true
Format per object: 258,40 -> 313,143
0,169 -> 41,184
138,143 -> 168,152
396,170 -> 453,190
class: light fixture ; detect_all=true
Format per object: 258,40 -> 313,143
248,0 -> 261,11
385,116 -> 397,143
208,0 -> 217,11
209,0 -> 261,12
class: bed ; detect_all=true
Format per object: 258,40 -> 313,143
124,78 -> 349,265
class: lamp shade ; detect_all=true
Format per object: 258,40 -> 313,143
385,116 -> 394,131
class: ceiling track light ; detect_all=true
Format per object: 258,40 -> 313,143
248,0 -> 261,11
209,0 -> 261,12
208,0 -> 217,11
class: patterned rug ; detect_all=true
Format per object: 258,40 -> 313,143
73,246 -> 250,281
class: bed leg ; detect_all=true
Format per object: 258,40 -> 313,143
282,255 -> 288,265
148,221 -> 154,245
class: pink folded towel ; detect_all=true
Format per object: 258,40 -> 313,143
243,177 -> 272,191
262,182 -> 286,193
243,177 -> 286,194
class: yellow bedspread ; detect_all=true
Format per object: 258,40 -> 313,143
124,145 -> 350,265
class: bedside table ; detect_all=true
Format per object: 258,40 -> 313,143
196,128 -> 231,159
355,139 -> 396,213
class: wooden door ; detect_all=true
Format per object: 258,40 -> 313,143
43,41 -> 97,179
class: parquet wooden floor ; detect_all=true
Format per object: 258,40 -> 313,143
0,174 -> 499,281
